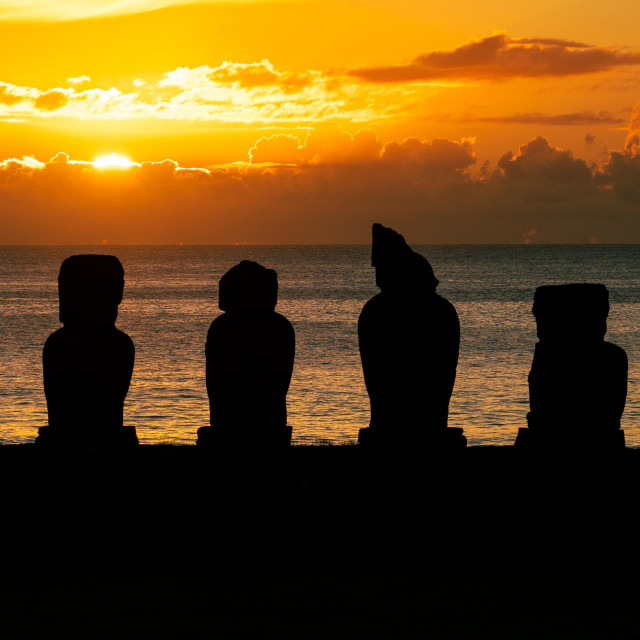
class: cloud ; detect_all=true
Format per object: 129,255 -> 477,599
471,111 -> 624,126
624,100 -> 640,154
249,126 -> 384,165
595,101 -> 640,202
522,228 -> 537,244
1,53 -> 630,128
0,87 -> 21,106
0,60 -> 393,124
1,122 -> 640,244
248,126 -> 474,173
0,81 -> 151,120
598,150 -> 640,202
349,33 -> 640,83
153,62 -> 380,123
209,60 -> 315,92
158,61 -> 320,94
381,137 -> 475,176
249,134 -> 302,164
34,89 -> 69,111
158,65 -> 216,90
0,155 -> 45,170
490,137 -> 594,205
67,76 -> 91,85
0,130 -> 478,243
303,125 -> 383,164
0,81 -> 28,106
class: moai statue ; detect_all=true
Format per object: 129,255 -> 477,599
358,223 -> 464,450
38,255 -> 137,448
517,283 -> 627,451
198,260 -> 295,450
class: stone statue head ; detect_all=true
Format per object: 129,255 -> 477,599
371,223 -> 438,294
219,260 -> 278,314
58,254 -> 125,329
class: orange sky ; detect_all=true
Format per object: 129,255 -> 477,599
1,0 -> 639,243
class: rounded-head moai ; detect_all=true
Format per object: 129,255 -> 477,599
58,254 -> 125,328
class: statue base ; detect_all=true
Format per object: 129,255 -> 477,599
35,425 -> 139,450
196,425 -> 293,451
514,427 -> 625,452
358,426 -> 466,451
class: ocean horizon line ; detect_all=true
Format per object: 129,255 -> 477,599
1,242 -> 639,248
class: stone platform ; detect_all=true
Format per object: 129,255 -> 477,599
0,443 -> 637,562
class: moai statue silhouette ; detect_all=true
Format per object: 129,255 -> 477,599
199,260 -> 295,450
38,255 -> 136,448
358,224 -> 464,450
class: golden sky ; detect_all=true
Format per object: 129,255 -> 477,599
1,0 -> 639,243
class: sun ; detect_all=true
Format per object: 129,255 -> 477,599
93,153 -> 138,169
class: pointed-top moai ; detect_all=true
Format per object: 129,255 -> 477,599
38,255 -> 137,448
358,223 -> 464,450
517,283 -> 628,451
198,260 -> 295,450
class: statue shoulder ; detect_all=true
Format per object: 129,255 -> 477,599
272,311 -> 295,334
359,293 -> 385,319
602,340 -> 628,364
113,328 -> 135,353
43,327 -> 66,351
433,294 -> 459,321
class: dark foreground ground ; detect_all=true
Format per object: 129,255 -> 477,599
1,444 -> 639,637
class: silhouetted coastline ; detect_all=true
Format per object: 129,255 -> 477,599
0,441 -> 634,562
3,441 -> 638,637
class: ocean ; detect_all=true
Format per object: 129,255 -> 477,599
0,245 -> 638,446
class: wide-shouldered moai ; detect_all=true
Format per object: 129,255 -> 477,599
358,223 -> 464,449
518,283 -> 628,450
38,255 -> 136,448
199,260 -> 295,449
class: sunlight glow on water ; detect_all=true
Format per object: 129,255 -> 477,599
0,245 -> 638,446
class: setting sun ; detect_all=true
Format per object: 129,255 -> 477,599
93,153 -> 138,169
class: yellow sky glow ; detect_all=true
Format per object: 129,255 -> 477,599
0,1 -> 272,22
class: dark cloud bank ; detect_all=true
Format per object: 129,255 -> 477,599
1,107 -> 639,244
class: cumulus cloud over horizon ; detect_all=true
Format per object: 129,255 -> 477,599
0,118 -> 639,244
349,33 -> 640,83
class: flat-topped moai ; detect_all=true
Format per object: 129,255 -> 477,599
198,260 -> 295,449
517,283 -> 628,451
37,255 -> 137,448
358,223 -> 464,449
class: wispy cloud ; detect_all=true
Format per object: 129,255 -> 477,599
67,75 -> 91,85
0,48 -> 636,127
349,33 -> 640,83
469,111 -> 624,126
0,61 -> 412,124
0,1 -> 233,22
